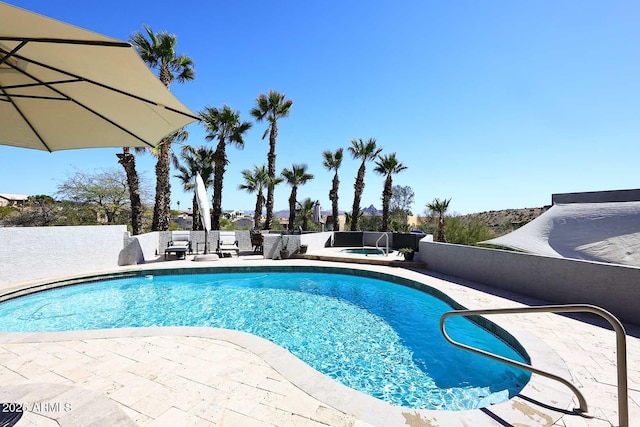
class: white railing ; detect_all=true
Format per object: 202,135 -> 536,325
375,233 -> 389,256
440,304 -> 628,427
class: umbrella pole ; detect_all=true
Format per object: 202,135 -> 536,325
204,229 -> 209,254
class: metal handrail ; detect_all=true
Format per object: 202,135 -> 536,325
375,233 -> 389,256
440,304 -> 628,427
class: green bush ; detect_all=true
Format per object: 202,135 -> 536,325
416,216 -> 437,235
0,206 -> 17,220
358,215 -> 382,231
445,216 -> 492,246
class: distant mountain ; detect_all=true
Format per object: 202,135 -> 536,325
360,204 -> 381,216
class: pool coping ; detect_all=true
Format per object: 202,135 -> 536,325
0,260 -> 586,426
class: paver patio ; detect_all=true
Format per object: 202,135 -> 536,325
0,259 -> 637,426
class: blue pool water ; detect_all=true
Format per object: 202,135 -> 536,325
0,271 -> 530,410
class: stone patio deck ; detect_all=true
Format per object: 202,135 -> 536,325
0,258 -> 637,426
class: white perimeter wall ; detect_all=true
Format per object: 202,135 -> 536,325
0,225 -> 130,288
301,232 -> 333,250
419,241 -> 640,325
121,231 -> 160,265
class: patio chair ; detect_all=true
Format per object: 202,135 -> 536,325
165,231 -> 192,260
250,229 -> 264,254
217,231 -> 239,257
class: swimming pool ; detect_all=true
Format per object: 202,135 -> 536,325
0,269 -> 530,410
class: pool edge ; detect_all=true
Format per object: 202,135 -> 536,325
0,325 -> 575,427
0,261 -> 577,426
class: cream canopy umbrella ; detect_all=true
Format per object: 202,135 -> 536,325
195,173 -> 211,254
0,2 -> 199,152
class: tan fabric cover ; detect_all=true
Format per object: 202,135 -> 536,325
0,3 -> 197,151
481,202 -> 640,267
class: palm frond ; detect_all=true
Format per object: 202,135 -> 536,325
374,153 -> 407,176
198,105 -> 252,149
282,163 -> 314,186
129,26 -> 194,87
322,147 -> 344,171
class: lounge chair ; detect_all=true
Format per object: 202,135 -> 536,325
250,229 -> 264,254
217,231 -> 239,257
165,231 -> 192,260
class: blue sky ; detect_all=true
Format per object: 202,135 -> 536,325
1,0 -> 639,215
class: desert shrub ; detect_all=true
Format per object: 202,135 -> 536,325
445,216 -> 492,245
0,206 -> 17,219
416,216 -> 437,235
358,215 -> 382,231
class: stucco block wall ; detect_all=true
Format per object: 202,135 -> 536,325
263,232 -> 332,258
263,233 -> 296,259
0,225 -> 128,287
419,241 -> 640,325
135,231 -> 161,260
121,231 -> 160,265
300,232 -> 332,251
363,232 -> 392,249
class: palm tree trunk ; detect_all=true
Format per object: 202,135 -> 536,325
381,176 -> 392,232
116,148 -> 143,235
264,123 -> 278,230
151,70 -> 174,232
351,163 -> 366,231
105,208 -> 116,224
288,187 -> 297,232
254,192 -> 264,229
438,217 -> 446,242
211,141 -> 226,231
330,172 -> 340,231
152,138 -> 171,231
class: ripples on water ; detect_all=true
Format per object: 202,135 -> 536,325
0,272 -> 530,409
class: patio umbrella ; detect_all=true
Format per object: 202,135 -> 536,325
313,200 -> 323,231
195,173 -> 211,254
0,2 -> 198,152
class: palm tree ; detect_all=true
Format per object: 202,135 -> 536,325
344,212 -> 352,230
200,105 -> 252,230
348,138 -> 382,231
250,90 -> 293,230
130,25 -> 195,231
296,198 -> 316,231
118,129 -> 187,234
374,153 -> 407,232
343,211 -> 363,230
322,148 -> 343,231
281,164 -> 314,232
173,145 -> 215,230
238,165 -> 269,229
427,198 -> 452,242
116,147 -> 143,235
